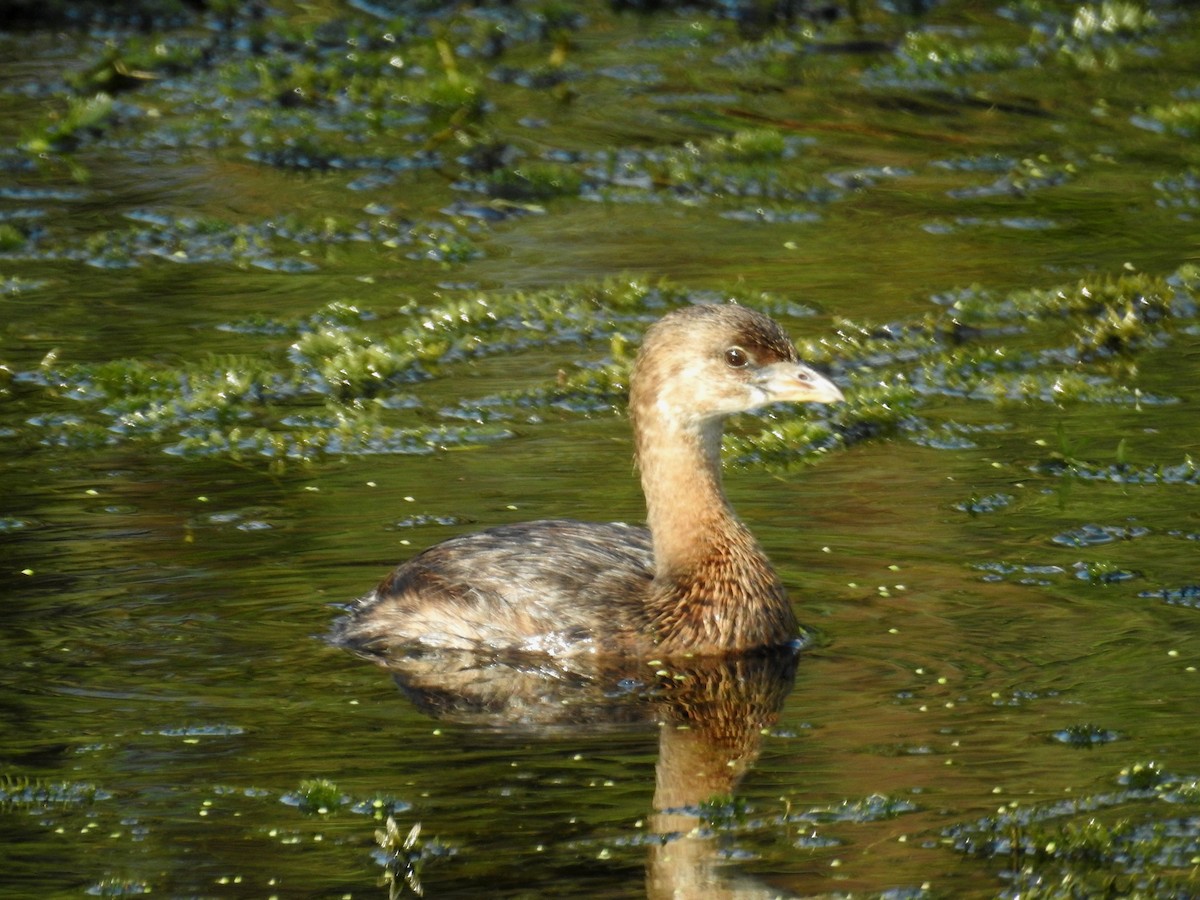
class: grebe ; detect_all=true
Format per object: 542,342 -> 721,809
334,303 -> 843,657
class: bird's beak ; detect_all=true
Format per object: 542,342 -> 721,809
757,361 -> 844,405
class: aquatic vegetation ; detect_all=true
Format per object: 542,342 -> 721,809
946,155 -> 1078,201
867,0 -> 1163,90
791,793 -> 920,824
1051,523 -> 1150,547
6,254 -> 1195,470
0,223 -> 26,252
1050,723 -> 1121,746
68,39 -> 205,95
954,492 -> 1015,515
1143,100 -> 1200,137
290,777 -> 346,814
0,774 -> 110,809
704,128 -> 789,163
1154,168 -> 1200,214
1139,585 -> 1200,609
85,878 -> 153,897
375,817 -> 455,899
22,92 -> 119,154
476,162 -> 583,200
1068,0 -> 1158,40
881,31 -> 1026,83
1072,560 -> 1139,584
944,763 -> 1200,898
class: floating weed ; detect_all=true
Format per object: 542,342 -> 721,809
954,492 -> 1015,515
293,330 -> 427,400
0,273 -> 48,295
789,793 -> 920,825
288,777 -> 346,814
1119,760 -> 1168,790
1072,560 -> 1139,584
726,417 -> 840,469
1051,523 -> 1150,547
693,793 -> 751,828
877,31 -> 1025,85
1143,100 -> 1200,137
1073,302 -> 1160,360
22,92 -> 118,154
1138,585 -> 1200,609
946,154 -> 1077,201
704,128 -> 788,163
68,36 -> 206,95
1050,723 -> 1122,747
479,358 -> 631,416
1154,168 -> 1200,213
413,74 -> 488,125
941,271 -> 1173,325
375,817 -> 455,899
1033,453 -> 1200,485
0,774 -> 110,810
12,261 -> 1200,469
85,877 -> 153,897
0,222 -> 28,252
352,795 -> 414,821
1069,0 -> 1159,40
944,763 -> 1200,898
974,561 -> 1067,585
477,163 -> 583,201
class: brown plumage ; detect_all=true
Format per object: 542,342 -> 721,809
333,303 -> 844,658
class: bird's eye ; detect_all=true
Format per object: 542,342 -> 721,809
724,347 -> 749,368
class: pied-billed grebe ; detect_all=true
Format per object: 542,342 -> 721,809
335,303 -> 844,658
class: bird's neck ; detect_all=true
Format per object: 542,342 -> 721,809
637,417 -> 734,577
635,415 -> 795,653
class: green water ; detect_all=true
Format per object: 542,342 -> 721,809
2,0 -> 1200,896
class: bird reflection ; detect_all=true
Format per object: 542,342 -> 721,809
344,644 -> 800,898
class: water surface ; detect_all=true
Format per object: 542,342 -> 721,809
2,1 -> 1200,896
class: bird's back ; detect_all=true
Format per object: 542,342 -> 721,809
333,520 -> 655,656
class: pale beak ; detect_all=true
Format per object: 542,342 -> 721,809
756,361 -> 844,405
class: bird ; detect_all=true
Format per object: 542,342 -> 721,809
333,303 -> 844,658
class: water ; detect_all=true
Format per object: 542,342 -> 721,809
2,1 -> 1200,896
